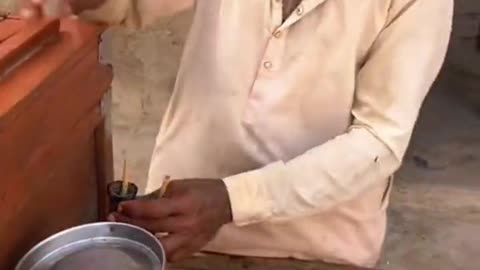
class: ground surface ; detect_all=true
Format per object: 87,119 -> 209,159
379,78 -> 480,270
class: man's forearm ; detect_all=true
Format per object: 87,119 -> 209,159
78,0 -> 194,29
223,127 -> 400,226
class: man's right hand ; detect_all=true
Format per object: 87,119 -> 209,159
19,0 -> 105,19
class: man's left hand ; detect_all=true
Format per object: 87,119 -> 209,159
109,179 -> 232,262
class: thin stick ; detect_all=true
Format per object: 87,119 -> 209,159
159,175 -> 171,197
121,159 -> 129,196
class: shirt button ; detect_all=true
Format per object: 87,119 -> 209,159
263,61 -> 273,69
296,5 -> 304,16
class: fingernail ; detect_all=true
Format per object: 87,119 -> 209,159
32,0 -> 43,4
117,204 -> 124,213
107,214 -> 116,222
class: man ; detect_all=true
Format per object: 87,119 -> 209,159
23,0 -> 453,267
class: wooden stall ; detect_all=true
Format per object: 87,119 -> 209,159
0,16 -> 113,269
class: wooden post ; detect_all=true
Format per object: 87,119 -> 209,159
94,87 -> 114,221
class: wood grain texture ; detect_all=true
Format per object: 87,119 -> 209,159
0,18 -> 60,77
0,107 -> 102,269
0,48 -> 111,184
0,18 -> 24,42
0,18 -> 106,121
171,255 -> 379,270
0,18 -> 112,269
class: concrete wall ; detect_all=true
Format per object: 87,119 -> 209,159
103,12 -> 193,184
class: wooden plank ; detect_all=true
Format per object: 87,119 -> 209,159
0,19 -> 24,43
0,18 -> 105,120
0,107 -> 102,270
94,88 -> 114,220
0,49 -> 111,218
171,255 -> 379,270
0,19 -> 60,77
0,48 -> 108,171
0,18 -> 112,269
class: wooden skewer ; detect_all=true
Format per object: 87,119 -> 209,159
138,175 -> 171,200
159,175 -> 171,197
121,158 -> 129,196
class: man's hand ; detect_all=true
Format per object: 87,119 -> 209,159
109,179 -> 233,262
19,0 -> 105,19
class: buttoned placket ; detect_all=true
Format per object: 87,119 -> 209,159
244,0 -> 327,125
243,0 -> 287,124
260,0 -> 286,75
255,0 -> 328,82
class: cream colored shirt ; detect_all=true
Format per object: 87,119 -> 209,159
81,0 -> 453,267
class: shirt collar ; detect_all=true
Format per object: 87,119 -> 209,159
278,0 -> 328,30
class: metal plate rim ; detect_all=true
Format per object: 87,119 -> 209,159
15,222 -> 166,270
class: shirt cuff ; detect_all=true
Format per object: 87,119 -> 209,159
222,166 -> 275,226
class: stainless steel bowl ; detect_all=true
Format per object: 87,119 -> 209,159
15,222 -> 166,270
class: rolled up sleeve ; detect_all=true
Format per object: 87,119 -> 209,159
78,0 -> 194,29
224,0 -> 453,226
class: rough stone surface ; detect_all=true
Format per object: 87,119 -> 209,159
1,1 -> 479,270
103,12 -> 194,188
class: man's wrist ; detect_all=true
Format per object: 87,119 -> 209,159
222,168 -> 276,226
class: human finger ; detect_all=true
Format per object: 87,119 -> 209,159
159,233 -> 190,261
109,213 -> 162,233
119,198 -> 179,219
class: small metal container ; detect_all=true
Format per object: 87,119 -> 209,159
15,222 -> 166,270
108,181 -> 139,213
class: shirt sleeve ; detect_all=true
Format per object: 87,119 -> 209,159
223,0 -> 453,226
78,0 -> 194,29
